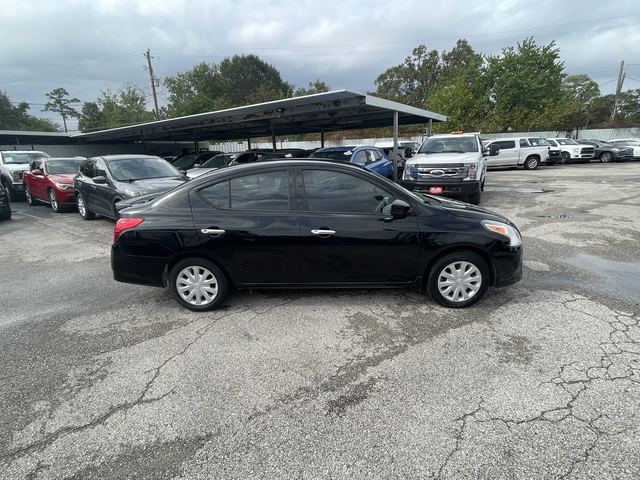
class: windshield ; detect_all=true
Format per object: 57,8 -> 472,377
107,157 -> 182,181
418,136 -> 478,154
310,150 -> 353,161
556,139 -> 579,145
202,154 -> 234,168
527,138 -> 549,146
172,155 -> 198,169
2,152 -> 50,164
598,141 -> 614,147
401,142 -> 421,150
46,158 -> 82,174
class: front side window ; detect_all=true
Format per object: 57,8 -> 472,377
519,139 -> 529,147
302,169 -> 396,214
230,171 -> 289,211
527,138 -> 549,146
95,159 -> 108,177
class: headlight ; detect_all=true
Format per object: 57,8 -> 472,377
466,163 -> 478,180
123,189 -> 148,197
54,182 -> 72,190
12,171 -> 23,182
482,220 -> 522,247
402,166 -> 413,180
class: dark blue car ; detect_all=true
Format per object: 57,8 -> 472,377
310,146 -> 393,178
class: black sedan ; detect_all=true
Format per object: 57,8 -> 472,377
577,140 -> 634,163
74,155 -> 189,220
111,160 -> 522,311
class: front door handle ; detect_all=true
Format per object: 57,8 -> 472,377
201,228 -> 226,237
311,229 -> 336,237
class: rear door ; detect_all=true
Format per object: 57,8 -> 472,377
190,167 -> 301,285
297,166 -> 420,285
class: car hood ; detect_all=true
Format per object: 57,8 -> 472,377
114,177 -> 188,196
48,173 -> 76,184
434,197 -> 510,223
406,152 -> 479,165
186,167 -> 216,179
2,163 -> 30,172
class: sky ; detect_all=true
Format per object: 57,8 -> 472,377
1,0 -> 639,131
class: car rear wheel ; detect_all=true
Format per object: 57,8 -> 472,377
599,151 -> 613,163
427,251 -> 489,308
524,156 -> 539,170
77,194 -> 95,220
25,185 -> 35,206
169,258 -> 228,311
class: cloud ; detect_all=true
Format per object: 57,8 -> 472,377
1,0 -> 639,130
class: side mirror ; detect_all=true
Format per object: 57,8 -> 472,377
180,169 -> 188,175
93,175 -> 107,184
382,199 -> 411,220
31,169 -> 43,176
489,144 -> 500,156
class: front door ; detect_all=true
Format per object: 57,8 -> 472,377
297,167 -> 420,285
29,159 -> 46,199
488,140 -> 518,166
190,167 -> 301,286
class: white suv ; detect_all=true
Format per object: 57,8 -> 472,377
545,138 -> 594,163
0,150 -> 50,200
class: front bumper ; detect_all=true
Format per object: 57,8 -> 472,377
493,246 -> 523,287
400,178 -> 481,196
54,187 -> 77,205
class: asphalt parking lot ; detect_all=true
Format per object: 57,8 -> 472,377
1,162 -> 639,479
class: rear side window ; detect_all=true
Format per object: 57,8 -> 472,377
231,171 -> 289,210
302,169 -> 396,214
519,139 -> 529,147
199,181 -> 230,209
494,140 -> 516,149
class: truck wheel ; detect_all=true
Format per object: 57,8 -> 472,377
561,152 -> 571,164
524,156 -> 539,170
467,191 -> 481,205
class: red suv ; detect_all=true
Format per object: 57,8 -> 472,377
23,157 -> 84,212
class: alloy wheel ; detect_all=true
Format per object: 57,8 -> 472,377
437,261 -> 482,303
49,190 -> 58,211
25,186 -> 33,205
77,196 -> 86,216
600,152 -> 612,163
176,266 -> 219,306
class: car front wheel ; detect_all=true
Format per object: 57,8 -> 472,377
427,251 -> 490,308
599,152 -> 613,163
169,258 -> 228,311
77,194 -> 95,220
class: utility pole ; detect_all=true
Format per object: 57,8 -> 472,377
144,48 -> 160,119
610,60 -> 626,122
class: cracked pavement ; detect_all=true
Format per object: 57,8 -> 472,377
1,163 -> 639,479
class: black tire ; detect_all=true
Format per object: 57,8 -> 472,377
599,151 -> 613,163
467,191 -> 481,205
48,189 -> 61,213
2,180 -> 12,202
427,251 -> 490,308
561,152 -> 571,164
169,257 -> 228,311
24,185 -> 36,206
0,208 -> 10,220
524,156 -> 539,170
76,193 -> 95,220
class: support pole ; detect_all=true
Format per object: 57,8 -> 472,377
270,121 -> 276,152
392,111 -> 399,182
247,137 -> 252,150
427,119 -> 433,137
320,129 -> 325,148
193,136 -> 199,153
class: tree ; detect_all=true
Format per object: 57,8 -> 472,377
562,74 -> 600,131
486,39 -> 565,131
426,40 -> 489,132
617,89 -> 640,124
373,45 -> 441,108
0,91 -> 58,131
78,102 -> 105,132
163,62 -> 223,117
43,87 -> 80,132
294,79 -> 330,96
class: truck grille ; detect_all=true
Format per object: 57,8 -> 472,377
412,163 -> 468,179
579,147 -> 594,157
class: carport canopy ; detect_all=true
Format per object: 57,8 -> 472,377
72,90 -> 446,144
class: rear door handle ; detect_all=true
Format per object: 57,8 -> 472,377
201,228 -> 226,237
311,229 -> 336,237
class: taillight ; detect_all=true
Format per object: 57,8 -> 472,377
113,217 -> 144,243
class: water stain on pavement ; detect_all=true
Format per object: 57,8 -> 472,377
565,254 -> 640,303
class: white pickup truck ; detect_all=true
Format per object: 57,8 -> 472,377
400,132 -> 497,205
482,137 -> 550,170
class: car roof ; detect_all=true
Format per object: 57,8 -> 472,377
91,154 -> 162,162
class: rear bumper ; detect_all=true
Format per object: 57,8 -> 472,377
400,178 -> 480,196
111,244 -> 166,287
